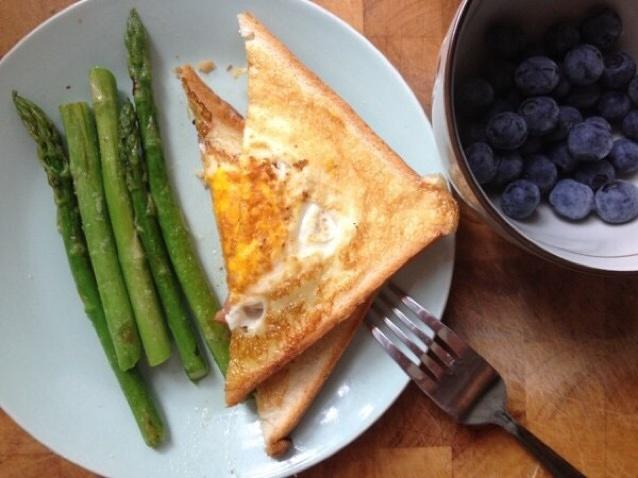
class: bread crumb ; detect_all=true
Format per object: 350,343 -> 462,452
195,169 -> 208,188
229,66 -> 247,79
197,60 -> 216,74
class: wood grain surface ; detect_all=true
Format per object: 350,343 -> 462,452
2,1 -> 638,477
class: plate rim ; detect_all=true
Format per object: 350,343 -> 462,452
0,0 -> 456,476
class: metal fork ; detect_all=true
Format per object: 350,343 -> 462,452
367,284 -> 585,478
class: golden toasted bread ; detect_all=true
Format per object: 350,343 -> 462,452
213,13 -> 459,405
178,65 -> 368,456
203,13 -> 459,406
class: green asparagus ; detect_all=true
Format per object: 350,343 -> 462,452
90,67 -> 171,367
119,99 -> 209,381
14,92 -> 164,446
59,102 -> 141,371
125,9 -> 230,374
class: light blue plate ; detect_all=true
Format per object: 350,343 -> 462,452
0,0 -> 455,476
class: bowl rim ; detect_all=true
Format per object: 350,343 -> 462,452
442,0 -> 637,276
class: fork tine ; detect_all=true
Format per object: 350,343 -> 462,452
370,303 -> 423,357
427,341 -> 456,369
370,304 -> 444,381
379,291 -> 455,368
386,283 -> 467,357
386,283 -> 442,331
376,291 -> 433,347
366,319 -> 437,393
376,293 -> 455,370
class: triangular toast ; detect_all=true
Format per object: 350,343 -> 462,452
216,13 -> 458,405
211,13 -> 458,405
178,65 -> 368,456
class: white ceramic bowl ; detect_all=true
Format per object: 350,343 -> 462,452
433,0 -> 638,274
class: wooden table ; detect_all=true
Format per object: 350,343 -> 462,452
2,1 -> 638,477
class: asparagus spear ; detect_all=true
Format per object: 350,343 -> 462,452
119,99 -> 209,381
59,102 -> 141,371
125,9 -> 230,373
90,67 -> 171,367
14,93 -> 164,446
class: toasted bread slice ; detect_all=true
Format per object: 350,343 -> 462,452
212,13 -> 459,405
178,65 -> 367,456
212,13 -> 458,405
256,303 -> 367,456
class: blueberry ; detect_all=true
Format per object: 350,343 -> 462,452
545,22 -> 581,59
515,56 -> 560,96
573,160 -> 616,190
485,112 -> 528,150
609,138 -> 638,175
457,78 -> 494,116
601,51 -> 636,89
501,180 -> 541,219
486,23 -> 527,60
548,142 -> 578,173
564,84 -> 601,110
518,96 -> 559,136
567,121 -> 613,161
549,179 -> 594,220
563,44 -> 604,86
622,110 -> 638,140
462,120 -> 487,145
524,154 -> 558,194
465,142 -> 497,184
594,181 -> 638,224
585,116 -> 612,131
519,137 -> 544,155
552,74 -> 571,99
597,91 -> 631,121
581,7 -> 622,52
484,60 -> 517,93
492,152 -> 524,188
547,106 -> 583,142
628,77 -> 638,106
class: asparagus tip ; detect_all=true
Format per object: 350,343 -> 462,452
11,90 -> 29,111
127,8 -> 143,34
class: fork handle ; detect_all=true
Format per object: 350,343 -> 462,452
493,411 -> 586,478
